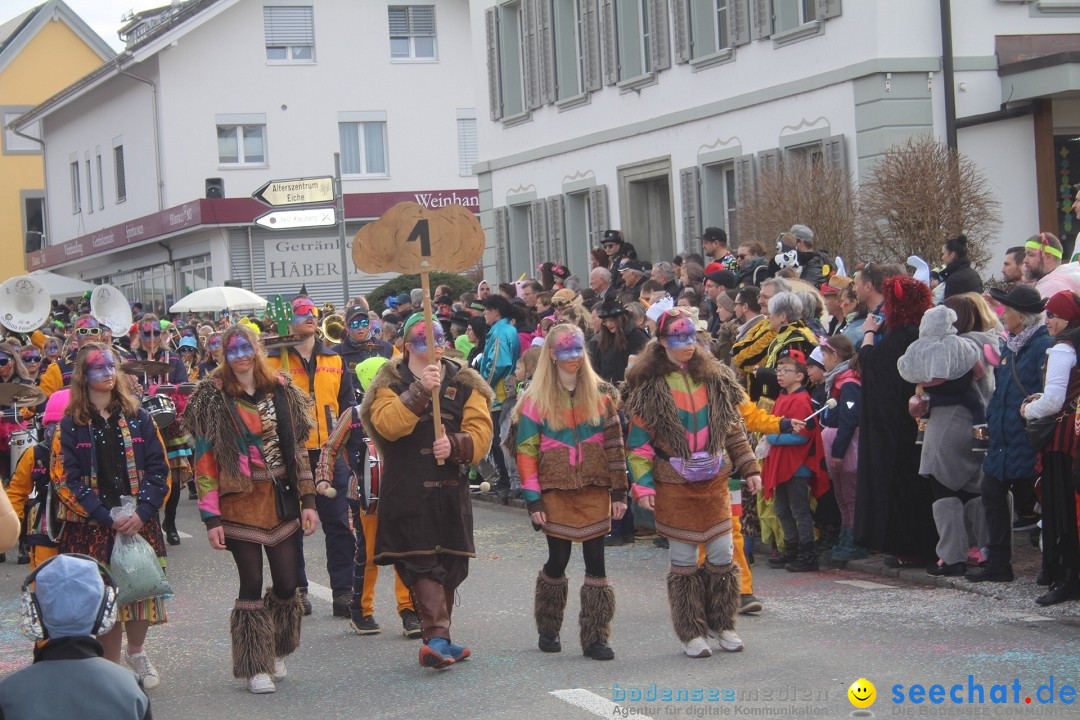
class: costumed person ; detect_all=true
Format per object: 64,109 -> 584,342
52,343 -> 170,688
0,342 -> 35,489
199,332 -> 222,378
266,292 -> 356,619
132,314 -> 188,385
854,275 -> 937,567
361,313 -> 493,670
39,315 -> 105,393
624,308 -> 762,658
0,554 -> 151,720
315,356 -> 420,639
334,302 -> 394,382
176,335 -> 200,380
185,325 -> 319,693
514,324 -> 627,660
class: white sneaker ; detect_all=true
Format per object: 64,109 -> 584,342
125,650 -> 160,689
717,629 -> 744,652
272,658 -> 286,681
682,637 -> 712,658
248,673 -> 276,694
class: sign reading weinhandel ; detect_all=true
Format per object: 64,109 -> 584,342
252,176 -> 335,207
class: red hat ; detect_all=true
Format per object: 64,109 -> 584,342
1045,290 -> 1080,326
704,262 -> 725,275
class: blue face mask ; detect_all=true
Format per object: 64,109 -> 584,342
554,333 -> 585,361
409,324 -> 447,354
86,350 -> 117,383
225,338 -> 255,363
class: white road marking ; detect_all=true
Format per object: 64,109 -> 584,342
550,689 -> 623,717
177,531 -> 193,539
305,581 -> 335,603
835,579 -> 897,590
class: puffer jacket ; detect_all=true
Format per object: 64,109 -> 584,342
982,325 -> 1053,481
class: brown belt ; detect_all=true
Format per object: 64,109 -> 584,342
423,480 -> 460,488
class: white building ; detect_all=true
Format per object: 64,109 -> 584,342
470,0 -> 1080,282
15,0 -> 479,310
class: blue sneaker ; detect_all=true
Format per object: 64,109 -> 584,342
419,638 -> 455,670
446,640 -> 471,662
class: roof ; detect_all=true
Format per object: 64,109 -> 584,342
0,1 -> 114,76
0,7 -> 39,56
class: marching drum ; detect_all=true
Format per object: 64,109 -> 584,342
361,437 -> 381,515
142,393 -> 177,429
177,382 -> 198,395
10,427 -> 38,477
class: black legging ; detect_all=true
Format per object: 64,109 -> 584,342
929,475 -> 979,504
544,535 -> 606,580
228,531 -> 301,601
163,469 -> 183,528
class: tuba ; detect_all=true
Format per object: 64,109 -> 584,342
0,275 -> 51,335
90,284 -> 133,337
320,313 -> 345,345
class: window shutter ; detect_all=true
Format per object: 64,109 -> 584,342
522,0 -> 542,110
264,6 -> 314,45
815,0 -> 842,20
757,148 -> 780,180
823,134 -> 846,174
547,195 -> 566,265
750,0 -> 771,40
729,0 -> 751,46
680,167 -> 701,250
388,7 -> 408,34
485,8 -> 503,121
494,207 -> 510,281
536,0 -> 557,105
600,0 -> 618,86
588,185 -> 609,245
649,0 -> 672,72
581,0 -> 603,92
672,0 -> 691,64
531,199 -> 550,265
733,153 -> 756,243
409,6 -> 436,34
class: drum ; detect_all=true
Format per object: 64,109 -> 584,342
10,427 -> 38,477
142,394 -> 177,429
362,437 -> 381,515
177,382 -> 197,395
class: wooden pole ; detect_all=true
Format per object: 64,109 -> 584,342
420,272 -> 445,466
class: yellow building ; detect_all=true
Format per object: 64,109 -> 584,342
0,0 -> 112,281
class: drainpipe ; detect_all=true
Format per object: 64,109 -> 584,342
10,127 -> 47,251
939,0 -> 957,151
116,56 -> 164,210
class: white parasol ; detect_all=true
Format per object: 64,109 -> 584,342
169,286 -> 267,313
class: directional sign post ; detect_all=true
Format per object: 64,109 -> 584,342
252,176 -> 335,207
254,207 -> 336,230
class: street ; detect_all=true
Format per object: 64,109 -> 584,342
0,498 -> 1078,719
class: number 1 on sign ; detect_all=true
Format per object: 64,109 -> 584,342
407,219 -> 431,256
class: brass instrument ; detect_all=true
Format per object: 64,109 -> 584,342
320,313 -> 345,344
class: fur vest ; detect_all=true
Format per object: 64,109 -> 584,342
623,342 -> 744,459
184,375 -> 314,495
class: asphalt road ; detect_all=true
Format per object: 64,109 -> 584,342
0,498 -> 1078,719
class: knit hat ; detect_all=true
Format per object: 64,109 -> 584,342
716,292 -> 736,313
43,389 -> 71,425
355,357 -> 388,392
1045,290 -> 1080,325
33,555 -> 107,638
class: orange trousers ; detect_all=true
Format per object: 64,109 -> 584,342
357,513 -> 413,616
697,515 -> 752,594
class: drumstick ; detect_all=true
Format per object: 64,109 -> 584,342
803,398 -> 837,423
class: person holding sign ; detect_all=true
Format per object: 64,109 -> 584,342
360,314 -> 493,670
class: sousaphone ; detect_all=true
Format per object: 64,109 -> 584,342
0,276 -> 50,334
90,284 -> 133,335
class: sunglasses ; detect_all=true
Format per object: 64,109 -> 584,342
75,327 -> 101,336
349,318 -> 369,329
142,330 -> 162,338
0,357 -> 9,367
178,346 -> 196,353
21,355 -> 42,363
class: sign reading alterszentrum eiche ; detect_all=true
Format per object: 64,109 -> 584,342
252,177 -> 335,207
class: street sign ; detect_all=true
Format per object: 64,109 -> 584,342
254,207 -> 336,230
252,176 -> 335,207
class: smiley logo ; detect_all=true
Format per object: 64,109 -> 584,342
848,678 -> 876,709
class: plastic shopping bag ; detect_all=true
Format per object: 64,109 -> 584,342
109,497 -> 173,605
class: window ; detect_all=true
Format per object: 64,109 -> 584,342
113,144 -> 127,202
457,112 -> 478,176
95,150 -> 104,211
264,6 -> 315,62
70,159 -> 81,213
217,124 -> 266,165
786,141 -> 824,165
773,0 -> 815,34
175,254 -> 214,295
553,0 -> 584,99
616,0 -> 651,80
498,2 -> 526,117
689,0 -> 728,58
388,6 -> 437,60
339,120 -> 388,176
2,110 -> 40,154
701,162 -> 737,243
22,192 -> 45,250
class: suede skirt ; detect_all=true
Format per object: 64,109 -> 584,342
653,474 -> 732,544
540,485 -> 612,542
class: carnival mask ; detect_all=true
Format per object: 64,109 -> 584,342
86,350 -> 117,384
553,332 -> 585,361
225,337 -> 255,363
409,323 -> 446,354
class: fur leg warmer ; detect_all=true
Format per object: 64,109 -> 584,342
702,562 -> 741,634
534,571 -> 568,638
230,600 -> 275,679
578,576 -> 615,651
666,565 -> 708,643
264,588 -> 304,658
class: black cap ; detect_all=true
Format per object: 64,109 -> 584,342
597,299 -> 627,318
704,270 -> 737,289
602,230 -> 624,245
988,285 -> 1046,314
450,311 -> 471,327
702,227 -> 727,244
345,304 -> 367,322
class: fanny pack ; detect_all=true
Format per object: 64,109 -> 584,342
658,448 -> 724,482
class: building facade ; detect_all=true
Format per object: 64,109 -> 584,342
471,0 -> 1080,282
0,0 -> 113,283
16,0 -> 479,310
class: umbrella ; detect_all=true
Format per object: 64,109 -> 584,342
170,286 -> 267,313
27,270 -> 96,300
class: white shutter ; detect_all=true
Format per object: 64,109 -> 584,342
457,118 -> 478,176
264,6 -> 314,45
600,0 -> 618,85
729,0 -> 751,46
547,195 -> 566,265
750,0 -> 771,39
757,148 -> 780,179
531,199 -> 550,265
537,0 -> 557,104
581,0 -> 603,92
522,0 -> 542,110
486,8 -> 503,121
824,134 -> 847,174
815,0 -> 842,20
649,0 -> 672,71
494,207 -> 510,281
588,185 -> 609,245
680,167 -> 701,250
672,0 -> 691,63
